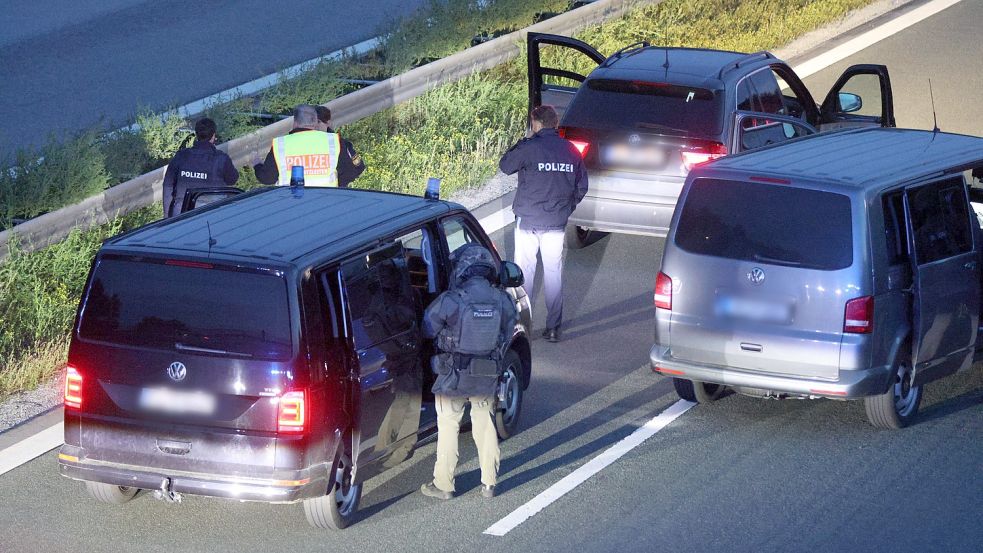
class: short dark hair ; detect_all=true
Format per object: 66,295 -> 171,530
315,106 -> 331,124
530,105 -> 559,128
194,118 -> 217,141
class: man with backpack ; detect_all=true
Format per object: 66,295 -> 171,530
420,243 -> 518,500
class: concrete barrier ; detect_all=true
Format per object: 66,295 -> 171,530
0,0 -> 649,259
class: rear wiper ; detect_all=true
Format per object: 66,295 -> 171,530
175,342 -> 253,357
752,254 -> 802,267
636,122 -> 688,135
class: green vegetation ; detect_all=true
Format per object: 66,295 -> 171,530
1,0 -> 878,399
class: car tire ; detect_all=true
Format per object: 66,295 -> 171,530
84,481 -> 138,504
564,224 -> 593,249
692,381 -> 724,403
303,446 -> 362,530
495,350 -> 523,440
672,378 -> 696,402
864,354 -> 922,429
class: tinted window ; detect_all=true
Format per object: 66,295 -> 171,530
675,179 -> 853,270
343,243 -> 419,350
562,79 -> 724,137
440,216 -> 481,255
736,79 -> 757,112
907,178 -> 973,264
749,70 -> 784,115
78,257 -> 292,360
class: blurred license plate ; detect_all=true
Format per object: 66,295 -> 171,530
139,387 -> 216,415
717,296 -> 791,324
603,144 -> 667,167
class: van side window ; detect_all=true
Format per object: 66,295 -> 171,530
882,192 -> 908,265
907,178 -> 973,265
342,243 -> 419,350
440,216 -> 480,255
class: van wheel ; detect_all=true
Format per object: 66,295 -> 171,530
672,378 -> 696,402
85,481 -> 138,504
303,447 -> 362,529
495,351 -> 523,439
693,381 -> 724,403
864,356 -> 922,429
564,225 -> 592,249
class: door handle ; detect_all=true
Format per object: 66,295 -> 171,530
965,261 -> 977,270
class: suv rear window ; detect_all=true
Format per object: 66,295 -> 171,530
675,179 -> 853,270
78,256 -> 293,360
562,79 -> 723,136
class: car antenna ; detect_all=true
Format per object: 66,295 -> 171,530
928,78 -> 940,134
662,20 -> 670,75
206,220 -> 217,255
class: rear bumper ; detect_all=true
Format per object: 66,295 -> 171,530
649,345 -> 893,399
57,444 -> 328,504
567,172 -> 683,237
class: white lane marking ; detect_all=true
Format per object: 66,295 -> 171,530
0,422 -> 63,477
483,400 -> 696,537
479,205 -> 515,234
792,0 -> 962,78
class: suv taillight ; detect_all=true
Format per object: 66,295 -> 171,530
681,142 -> 727,171
569,139 -> 590,157
277,390 -> 307,433
843,296 -> 874,334
654,272 -> 672,310
64,366 -> 83,409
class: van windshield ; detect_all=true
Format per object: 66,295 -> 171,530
562,79 -> 723,136
78,256 -> 293,360
675,179 -> 853,270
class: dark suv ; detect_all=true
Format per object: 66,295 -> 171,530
527,32 -> 896,247
58,186 -> 532,529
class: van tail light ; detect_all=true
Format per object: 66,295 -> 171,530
681,142 -> 727,171
843,296 -> 874,334
654,272 -> 672,310
277,391 -> 307,433
64,366 -> 83,409
569,140 -> 590,157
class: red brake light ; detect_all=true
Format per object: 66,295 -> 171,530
843,296 -> 874,334
681,142 -> 727,171
64,366 -> 83,409
569,140 -> 590,157
277,391 -> 306,433
165,259 -> 214,269
654,272 -> 672,310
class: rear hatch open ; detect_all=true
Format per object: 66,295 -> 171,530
665,178 -> 856,380
70,254 -> 298,475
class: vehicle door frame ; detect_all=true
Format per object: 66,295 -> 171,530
731,111 -> 817,153
818,64 -> 896,129
903,173 -> 980,386
768,63 -> 821,126
180,186 -> 243,214
527,32 -> 606,116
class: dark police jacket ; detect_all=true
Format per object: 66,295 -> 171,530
499,128 -> 588,229
162,141 -> 239,218
253,127 -> 365,187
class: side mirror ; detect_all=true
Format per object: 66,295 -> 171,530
839,92 -> 862,113
500,261 -> 524,288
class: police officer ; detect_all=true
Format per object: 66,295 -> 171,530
499,105 -> 588,342
316,105 -> 366,185
420,244 -> 518,500
253,104 -> 361,187
162,117 -> 239,218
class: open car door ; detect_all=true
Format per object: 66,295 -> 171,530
905,176 -> 979,385
818,64 -> 895,131
180,186 -> 243,214
527,32 -> 605,119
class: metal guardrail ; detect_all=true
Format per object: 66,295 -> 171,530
0,0 -> 649,259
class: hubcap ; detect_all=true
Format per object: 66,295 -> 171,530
501,367 -> 519,423
893,362 -> 918,417
334,456 -> 357,514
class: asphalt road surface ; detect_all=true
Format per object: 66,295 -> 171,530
1,2 -> 982,552
0,0 -> 426,154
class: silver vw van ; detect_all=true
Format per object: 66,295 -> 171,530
650,128 -> 983,428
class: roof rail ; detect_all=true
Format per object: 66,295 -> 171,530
602,41 -> 651,66
717,51 -> 774,79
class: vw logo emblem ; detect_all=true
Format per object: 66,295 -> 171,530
747,267 -> 766,285
628,134 -> 641,145
167,362 -> 187,382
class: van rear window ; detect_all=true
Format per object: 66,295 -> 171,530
562,79 -> 723,137
78,257 -> 292,360
675,179 -> 853,270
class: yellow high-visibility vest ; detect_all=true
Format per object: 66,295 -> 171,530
271,130 -> 342,187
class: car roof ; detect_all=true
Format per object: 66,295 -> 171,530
107,187 -> 457,265
698,128 -> 983,191
595,47 -> 763,89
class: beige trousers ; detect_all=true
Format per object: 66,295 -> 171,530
433,394 -> 500,493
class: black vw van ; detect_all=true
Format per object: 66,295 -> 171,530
58,186 -> 532,529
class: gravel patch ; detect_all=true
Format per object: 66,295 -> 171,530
0,370 -> 64,433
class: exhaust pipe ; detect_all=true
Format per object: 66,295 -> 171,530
153,477 -> 182,503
